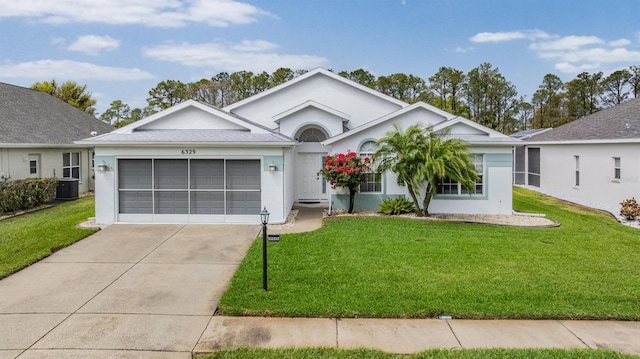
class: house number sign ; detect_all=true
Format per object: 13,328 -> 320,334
181,149 -> 196,155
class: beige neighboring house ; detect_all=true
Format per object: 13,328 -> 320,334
0,82 -> 113,193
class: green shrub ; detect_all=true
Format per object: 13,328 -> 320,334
620,197 -> 640,221
378,197 -> 416,215
0,177 -> 58,214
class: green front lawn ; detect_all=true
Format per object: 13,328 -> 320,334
219,187 -> 640,319
0,196 -> 97,279
198,348 -> 638,359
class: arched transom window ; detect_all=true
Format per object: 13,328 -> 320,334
359,141 -> 381,193
297,127 -> 327,142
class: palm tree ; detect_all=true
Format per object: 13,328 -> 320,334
420,129 -> 478,215
373,124 -> 427,216
374,124 -> 478,217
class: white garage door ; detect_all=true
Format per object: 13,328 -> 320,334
117,159 -> 261,223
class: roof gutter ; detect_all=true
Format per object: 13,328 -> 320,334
525,138 -> 640,145
74,141 -> 297,147
0,143 -> 91,149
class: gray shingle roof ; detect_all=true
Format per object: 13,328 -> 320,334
80,129 -> 294,144
0,82 -> 113,144
510,128 -> 552,139
528,98 -> 640,142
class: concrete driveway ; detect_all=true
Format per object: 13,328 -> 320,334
0,224 -> 260,359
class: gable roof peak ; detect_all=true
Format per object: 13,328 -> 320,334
112,99 -> 273,135
223,67 -> 408,112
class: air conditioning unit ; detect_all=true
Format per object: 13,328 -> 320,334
56,178 -> 79,200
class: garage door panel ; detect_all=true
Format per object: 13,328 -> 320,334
119,160 -> 152,189
190,191 -> 224,214
191,159 -> 224,189
226,160 -> 260,190
155,159 -> 188,189
154,191 -> 189,214
119,191 -> 153,214
227,191 -> 261,215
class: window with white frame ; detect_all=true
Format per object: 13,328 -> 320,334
574,155 -> 580,187
63,152 -> 80,179
29,159 -> 38,175
436,154 -> 484,195
613,157 -> 621,180
462,154 -> 484,194
359,141 -> 381,193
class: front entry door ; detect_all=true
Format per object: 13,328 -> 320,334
297,153 -> 322,202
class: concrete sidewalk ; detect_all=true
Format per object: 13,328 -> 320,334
194,316 -> 640,355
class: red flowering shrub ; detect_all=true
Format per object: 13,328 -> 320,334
319,151 -> 371,213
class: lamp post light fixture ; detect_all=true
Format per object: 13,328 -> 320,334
260,206 -> 270,291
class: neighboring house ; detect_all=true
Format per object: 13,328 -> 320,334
514,98 -> 640,211
0,82 -> 113,193
79,69 -> 518,225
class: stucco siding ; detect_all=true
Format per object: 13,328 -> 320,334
538,143 -> 640,209
229,74 -> 403,129
283,147 -> 295,216
141,106 -> 246,130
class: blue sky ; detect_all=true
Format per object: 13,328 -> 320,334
1,0 -> 639,115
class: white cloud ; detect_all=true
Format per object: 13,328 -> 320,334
232,40 -> 279,52
470,30 -> 551,43
554,62 -> 602,74
570,48 -> 640,63
0,0 -> 271,28
453,46 -> 473,53
51,37 -> 65,46
609,38 -> 631,47
68,35 -> 120,55
530,35 -> 604,51
142,40 -> 329,72
0,60 -> 155,81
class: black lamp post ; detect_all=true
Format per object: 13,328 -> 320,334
260,206 -> 270,291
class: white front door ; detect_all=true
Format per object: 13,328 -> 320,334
297,153 -> 323,202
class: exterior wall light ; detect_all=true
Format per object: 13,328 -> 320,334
268,162 -> 277,173
97,161 -> 110,172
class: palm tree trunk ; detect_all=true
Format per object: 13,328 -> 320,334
422,183 -> 434,216
406,182 -> 423,217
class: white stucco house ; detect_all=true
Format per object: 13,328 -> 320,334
80,68 -> 519,225
514,97 -> 640,211
0,82 -> 113,194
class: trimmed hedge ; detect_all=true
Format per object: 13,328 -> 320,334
0,177 -> 58,214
